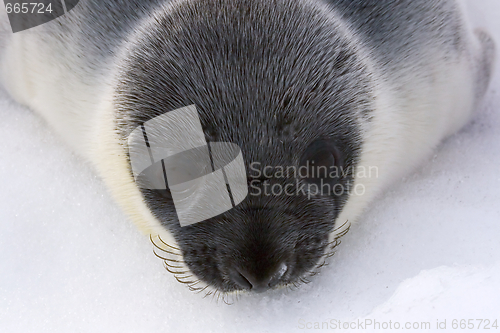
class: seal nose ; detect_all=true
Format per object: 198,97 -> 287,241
230,262 -> 288,293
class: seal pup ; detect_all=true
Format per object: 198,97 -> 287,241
1,0 -> 495,295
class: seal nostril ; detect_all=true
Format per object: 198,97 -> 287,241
230,269 -> 253,290
268,262 -> 288,288
229,262 -> 288,292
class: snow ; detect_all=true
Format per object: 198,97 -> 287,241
0,1 -> 499,332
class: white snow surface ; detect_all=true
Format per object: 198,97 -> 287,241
1,1 -> 499,332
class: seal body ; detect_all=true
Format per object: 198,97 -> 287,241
1,0 -> 494,293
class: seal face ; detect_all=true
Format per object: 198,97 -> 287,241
115,0 -> 371,292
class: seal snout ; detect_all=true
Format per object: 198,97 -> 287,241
230,262 -> 288,293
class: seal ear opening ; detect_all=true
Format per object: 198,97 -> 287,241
299,139 -> 343,187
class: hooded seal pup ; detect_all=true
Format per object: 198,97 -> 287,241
1,0 -> 495,294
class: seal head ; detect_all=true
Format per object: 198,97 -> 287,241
115,0 -> 373,293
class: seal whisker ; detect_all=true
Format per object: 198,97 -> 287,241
150,235 -> 182,257
187,282 -> 205,292
210,290 -> 219,303
195,285 -> 209,294
225,294 -> 234,305
328,220 -> 351,247
163,257 -> 185,264
175,275 -> 197,284
157,235 -> 181,252
332,220 -> 351,234
188,284 -> 202,290
299,277 -> 311,284
308,260 -> 328,277
174,276 -> 194,284
188,280 -> 203,291
326,249 -> 336,258
152,249 -> 184,263
222,293 -> 233,305
232,291 -> 241,303
153,249 -> 185,264
162,262 -> 188,275
151,249 -> 168,261
328,239 -> 342,251
164,263 -> 185,270
286,284 -> 298,294
171,272 -> 189,278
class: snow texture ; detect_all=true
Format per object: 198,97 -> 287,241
0,1 -> 499,332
